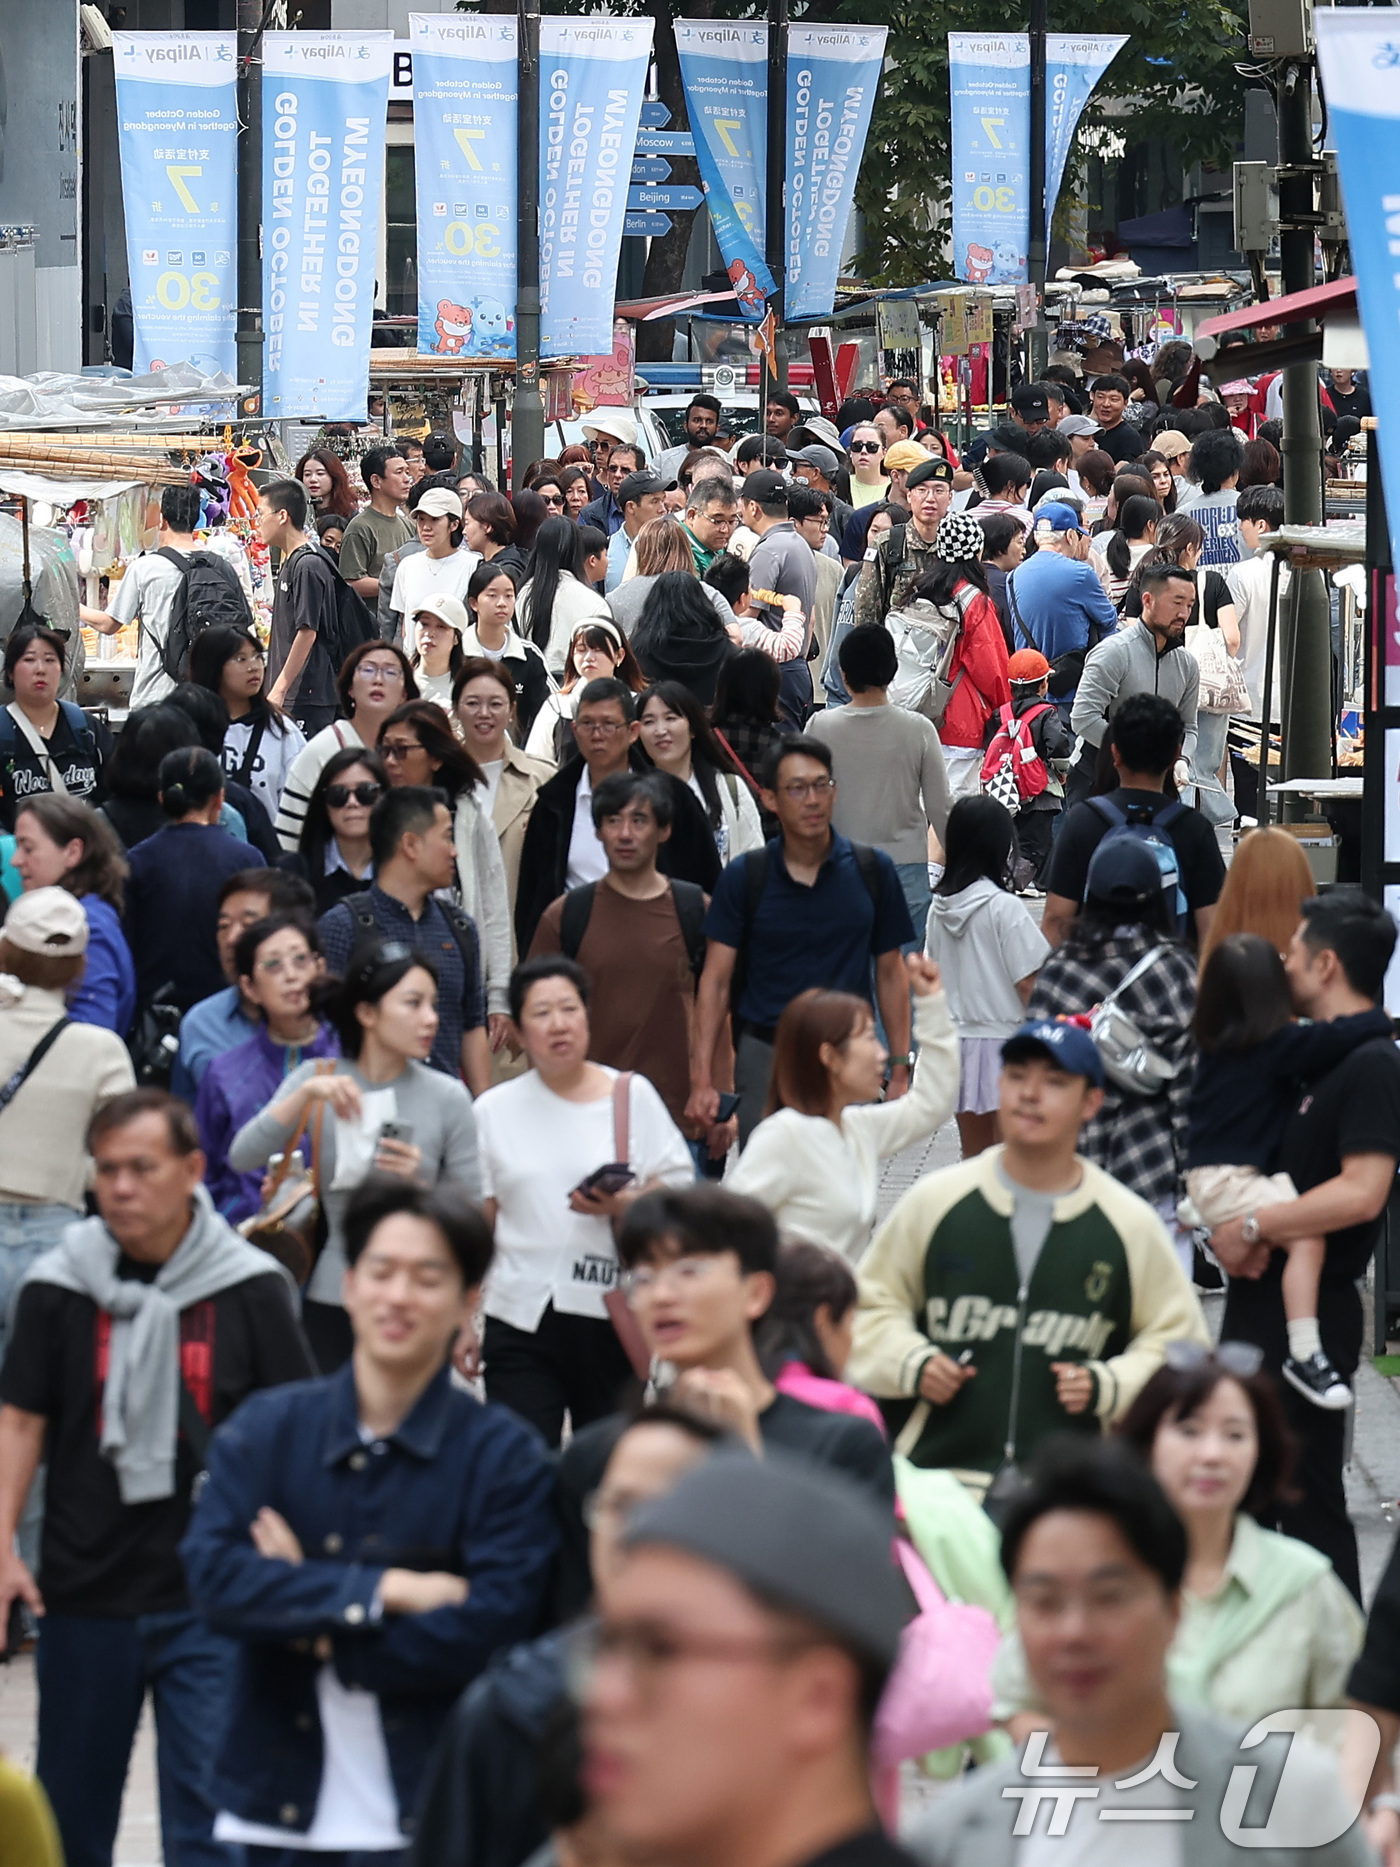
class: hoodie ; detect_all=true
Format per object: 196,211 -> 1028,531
924,878 -> 1050,1039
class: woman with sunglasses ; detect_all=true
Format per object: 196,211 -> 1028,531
187,623 -> 307,822
991,1342 -> 1363,1741
847,424 -> 889,508
279,745 -> 390,915
379,699 -> 513,1050
229,941 -> 479,1371
194,912 -> 340,1223
461,560 -> 553,745
272,640 -> 419,851
524,618 -> 644,762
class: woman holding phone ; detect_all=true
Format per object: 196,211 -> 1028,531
229,942 -> 480,1371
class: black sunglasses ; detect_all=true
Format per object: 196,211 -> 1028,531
325,781 -> 382,808
850,439 -> 882,454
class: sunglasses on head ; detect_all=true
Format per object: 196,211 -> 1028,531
850,439 -> 882,454
325,781 -> 382,808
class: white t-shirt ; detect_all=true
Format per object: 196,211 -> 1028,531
109,535 -> 254,710
222,714 -> 307,821
389,547 -> 480,622
415,667 -> 455,709
478,757 -> 504,817
474,1066 -> 693,1329
565,764 -> 607,889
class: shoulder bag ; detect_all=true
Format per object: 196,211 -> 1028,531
601,1071 -> 653,1379
237,1060 -> 334,1283
1089,946 -> 1181,1095
1186,571 -> 1249,715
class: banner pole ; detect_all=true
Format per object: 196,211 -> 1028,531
1027,0 -> 1048,376
765,0 -> 788,390
236,0 -> 265,416
514,0 -> 545,486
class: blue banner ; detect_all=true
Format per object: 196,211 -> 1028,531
1315,9 -> 1400,570
948,31 -> 1124,284
112,32 -> 238,376
674,21 -> 774,320
262,32 -> 392,419
539,18 -> 654,358
785,27 -> 887,321
410,12 -> 517,360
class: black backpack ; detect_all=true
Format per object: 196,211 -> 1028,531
287,544 -> 377,669
558,878 -> 707,978
157,548 -> 254,680
342,890 -> 479,979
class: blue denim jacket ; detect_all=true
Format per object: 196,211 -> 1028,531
180,1361 -> 557,1838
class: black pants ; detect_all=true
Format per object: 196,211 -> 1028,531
302,1298 -> 354,1374
483,1304 -> 635,1448
1014,809 -> 1057,884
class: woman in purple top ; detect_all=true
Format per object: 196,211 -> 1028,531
195,912 -> 339,1220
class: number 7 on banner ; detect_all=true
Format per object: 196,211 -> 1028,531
453,127 -> 486,171
166,165 -> 202,213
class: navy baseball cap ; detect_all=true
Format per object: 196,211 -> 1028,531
1033,500 -> 1086,536
1002,1019 -> 1105,1088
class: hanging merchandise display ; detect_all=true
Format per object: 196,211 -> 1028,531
674,21 -> 774,320
261,32 -> 393,420
538,17 -> 654,358
112,31 -> 239,377
410,12 -> 518,361
784,27 -> 888,321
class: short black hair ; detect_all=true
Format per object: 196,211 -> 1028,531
218,866 -> 316,917
785,483 -> 829,524
983,453 -> 1032,498
232,912 -> 319,991
509,954 -> 591,1025
617,1183 -> 779,1276
880,403 -> 914,437
360,445 -> 404,492
161,483 -> 203,532
4,622 -> 67,690
1236,483 -> 1284,529
1091,374 -> 1131,399
838,624 -> 897,693
735,435 -> 787,470
88,1088 -> 201,1157
1026,429 -> 1072,469
687,393 -> 722,417
1194,933 -> 1293,1053
703,553 -> 749,607
770,391 -> 801,418
977,511 -> 1020,559
575,675 -> 636,721
342,1175 -> 494,1288
1299,887 -> 1398,1001
1189,428 -> 1244,495
998,1437 -> 1187,1594
591,767 -> 674,830
367,783 -> 448,871
1137,561 -> 1196,599
1109,692 -> 1183,776
761,733 -> 833,791
261,476 -> 307,530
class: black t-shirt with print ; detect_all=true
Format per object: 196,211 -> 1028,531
0,1258 -> 313,1615
0,703 -> 114,832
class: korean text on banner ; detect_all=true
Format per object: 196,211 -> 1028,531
948,33 -> 1029,286
539,18 -> 654,359
410,12 -> 517,361
674,21 -> 774,320
785,27 -> 887,322
262,32 -> 392,420
112,32 -> 238,376
1315,9 -> 1400,573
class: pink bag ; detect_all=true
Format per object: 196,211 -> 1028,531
871,1538 -> 1001,1768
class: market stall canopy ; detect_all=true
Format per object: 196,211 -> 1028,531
1192,277 -> 1359,375
0,472 -> 148,504
0,365 -> 249,430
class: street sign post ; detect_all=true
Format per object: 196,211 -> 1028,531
624,212 -> 673,237
627,185 -> 703,211
639,100 -> 672,126
630,157 -> 673,184
634,129 -> 696,155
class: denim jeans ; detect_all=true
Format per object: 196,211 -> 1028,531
0,1202 -> 78,1572
37,1608 -> 243,1867
894,860 -> 932,956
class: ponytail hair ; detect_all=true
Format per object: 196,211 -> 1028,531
157,745 -> 226,819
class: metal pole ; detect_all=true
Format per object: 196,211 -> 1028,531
236,0 -> 265,417
1260,548 -> 1282,826
1277,60 -> 1330,798
1027,0 -> 1048,377
512,0 -> 545,488
765,0 -> 789,390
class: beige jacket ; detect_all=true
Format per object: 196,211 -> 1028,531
493,743 -> 555,953
0,985 -> 135,1208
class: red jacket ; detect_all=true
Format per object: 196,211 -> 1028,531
942,584 -> 1011,751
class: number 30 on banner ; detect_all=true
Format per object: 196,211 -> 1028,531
156,271 -> 221,310
443,223 -> 501,258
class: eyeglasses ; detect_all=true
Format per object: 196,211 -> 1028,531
254,948 -> 317,977
380,740 -> 424,762
1164,1340 -> 1264,1378
325,782 -> 382,809
566,1618 -> 822,1699
355,662 -> 406,684
777,777 -> 834,799
620,1253 -> 722,1297
850,439 -> 882,454
575,717 -> 628,736
459,694 -> 510,713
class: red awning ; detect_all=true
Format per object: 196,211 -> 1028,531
1195,276 -> 1357,340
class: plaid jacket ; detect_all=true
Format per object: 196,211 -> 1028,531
1028,929 -> 1197,1207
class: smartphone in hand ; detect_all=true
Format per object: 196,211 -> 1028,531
570,1163 -> 636,1201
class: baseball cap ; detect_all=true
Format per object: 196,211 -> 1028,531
1011,384 -> 1050,421
617,470 -> 666,507
1056,414 -> 1099,438
789,444 -> 840,480
1007,648 -> 1051,683
883,439 -> 933,475
1002,1019 -> 1105,1089
905,455 -> 955,490
741,468 -> 788,506
1033,500 -> 1086,536
412,593 -> 469,635
1153,429 -> 1190,461
624,1452 -> 914,1669
415,486 -> 463,520
1085,835 -> 1166,912
3,886 -> 88,958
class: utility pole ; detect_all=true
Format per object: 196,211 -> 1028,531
513,0 -> 545,487
765,0 -> 789,390
235,0 -> 265,416
1276,56 -> 1331,792
1027,0 -> 1048,376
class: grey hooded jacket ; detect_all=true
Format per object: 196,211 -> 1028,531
1071,620 -> 1199,762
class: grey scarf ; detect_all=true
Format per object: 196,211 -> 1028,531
25,1186 -> 291,1504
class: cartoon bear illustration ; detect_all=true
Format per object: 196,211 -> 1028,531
964,242 -> 994,284
727,257 -> 767,316
464,296 -> 514,356
987,241 -> 1025,282
434,300 -> 473,355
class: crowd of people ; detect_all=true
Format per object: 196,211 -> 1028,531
0,362 -> 1393,1867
